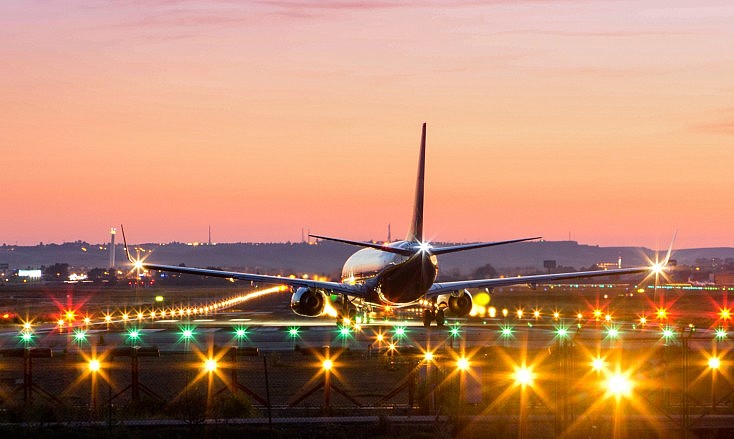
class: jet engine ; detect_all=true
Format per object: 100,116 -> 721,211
435,290 -> 474,317
447,291 -> 473,317
290,287 -> 328,317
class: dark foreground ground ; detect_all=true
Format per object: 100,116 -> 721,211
1,283 -> 733,438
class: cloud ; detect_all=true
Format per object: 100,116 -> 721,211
490,29 -> 704,38
73,1 -> 263,42
257,0 -> 578,13
259,0 -> 406,10
693,108 -> 734,135
694,121 -> 734,135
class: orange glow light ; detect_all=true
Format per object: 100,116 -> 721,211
457,357 -> 470,371
514,366 -> 534,386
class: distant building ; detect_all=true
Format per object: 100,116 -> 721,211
543,260 -> 556,274
714,272 -> 734,286
18,269 -> 42,280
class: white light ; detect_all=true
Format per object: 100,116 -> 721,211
591,358 -> 605,371
651,262 -> 664,275
417,242 -> 432,253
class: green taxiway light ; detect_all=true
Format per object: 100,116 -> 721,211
234,327 -> 248,339
178,325 -> 197,343
394,326 -> 406,337
288,327 -> 300,337
662,327 -> 676,339
715,328 -> 727,339
73,330 -> 87,342
500,324 -> 514,338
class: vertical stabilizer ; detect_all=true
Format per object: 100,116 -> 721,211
406,123 -> 426,242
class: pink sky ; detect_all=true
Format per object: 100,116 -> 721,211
1,1 -> 733,248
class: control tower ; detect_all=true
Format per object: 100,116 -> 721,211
110,227 -> 116,269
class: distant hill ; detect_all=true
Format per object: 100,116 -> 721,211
2,241 -> 733,279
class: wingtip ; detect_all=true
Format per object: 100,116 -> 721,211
120,224 -> 134,263
664,231 -> 677,264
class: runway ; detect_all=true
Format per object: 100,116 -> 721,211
1,313 -> 720,354
1,309 -> 732,438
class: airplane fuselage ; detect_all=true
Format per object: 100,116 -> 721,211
341,241 -> 438,306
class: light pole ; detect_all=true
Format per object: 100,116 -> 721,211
88,358 -> 101,413
709,355 -> 720,411
514,365 -> 534,439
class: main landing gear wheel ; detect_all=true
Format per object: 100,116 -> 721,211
336,308 -> 360,327
422,309 -> 435,327
435,309 -> 446,328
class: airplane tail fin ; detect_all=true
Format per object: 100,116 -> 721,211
405,123 -> 426,242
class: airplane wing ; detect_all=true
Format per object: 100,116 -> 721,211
121,225 -> 363,296
428,266 -> 653,294
137,262 -> 364,296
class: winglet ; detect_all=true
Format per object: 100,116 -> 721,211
663,230 -> 677,265
405,123 -> 426,242
120,224 -> 134,263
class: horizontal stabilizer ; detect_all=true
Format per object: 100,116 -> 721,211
430,236 -> 541,255
309,234 -> 413,256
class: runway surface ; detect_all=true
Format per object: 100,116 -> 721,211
1,313 -> 720,354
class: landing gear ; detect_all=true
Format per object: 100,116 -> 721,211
421,305 -> 446,328
435,309 -> 446,328
337,306 -> 367,328
422,309 -> 435,327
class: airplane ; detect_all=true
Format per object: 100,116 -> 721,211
124,123 -> 665,327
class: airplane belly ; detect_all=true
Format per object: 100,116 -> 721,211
376,255 -> 437,305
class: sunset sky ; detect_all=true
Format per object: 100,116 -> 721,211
1,1 -> 733,248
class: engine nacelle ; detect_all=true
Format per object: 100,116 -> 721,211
290,287 -> 328,317
447,291 -> 474,317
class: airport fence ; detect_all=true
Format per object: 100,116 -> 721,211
1,330 -> 734,438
